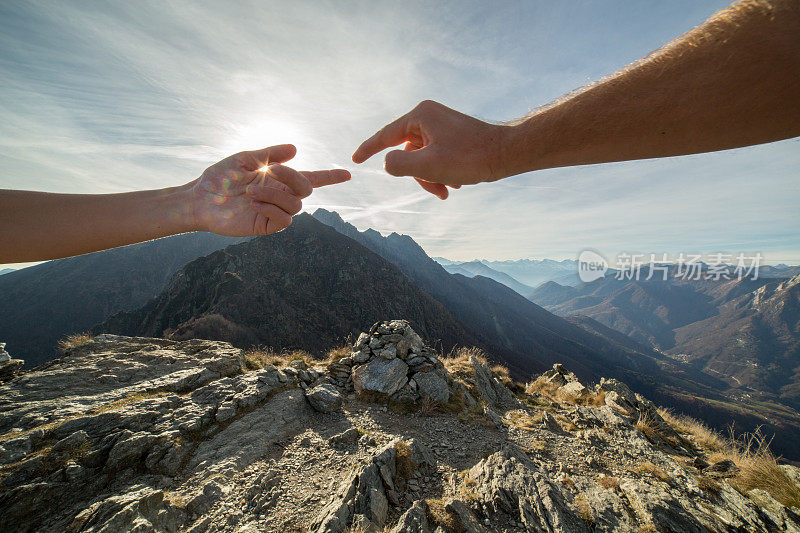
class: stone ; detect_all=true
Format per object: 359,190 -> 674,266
0,359 -> 24,382
378,344 -> 397,360
305,383 -> 343,414
352,350 -> 370,364
413,371 -> 451,402
468,446 -> 589,532
352,357 -> 408,396
444,499 -> 487,533
329,428 -> 360,447
705,459 -> 739,478
469,357 -> 519,408
390,500 -> 431,533
559,381 -> 588,398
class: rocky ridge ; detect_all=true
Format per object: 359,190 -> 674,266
0,321 -> 799,532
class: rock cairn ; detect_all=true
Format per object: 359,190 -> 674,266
325,320 -> 452,404
0,342 -> 23,382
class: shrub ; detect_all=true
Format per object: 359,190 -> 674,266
58,332 -> 93,352
598,475 -> 620,491
632,461 -> 672,484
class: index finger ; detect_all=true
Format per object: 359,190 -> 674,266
265,164 -> 313,198
301,169 -> 352,188
352,113 -> 411,164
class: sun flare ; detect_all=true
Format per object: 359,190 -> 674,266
222,115 -> 313,170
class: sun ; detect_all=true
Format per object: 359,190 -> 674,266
221,115 -> 313,170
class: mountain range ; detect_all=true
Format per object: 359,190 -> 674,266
529,271 -> 800,412
434,257 -> 582,288
1,210 -> 799,458
0,232 -> 249,366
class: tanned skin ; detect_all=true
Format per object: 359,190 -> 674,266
0,145 -> 350,263
353,0 -> 800,199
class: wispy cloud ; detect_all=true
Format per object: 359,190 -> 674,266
1,0 -> 798,267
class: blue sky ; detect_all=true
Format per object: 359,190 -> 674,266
1,0 -> 798,270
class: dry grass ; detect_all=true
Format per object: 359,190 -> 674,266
395,440 -> 416,484
657,408 -> 726,452
456,403 -> 495,427
710,432 -> 800,508
632,461 -> 672,484
598,475 -> 621,491
505,409 -> 543,430
524,377 -> 605,408
442,347 -> 488,380
244,348 -> 317,370
696,474 -> 722,493
324,345 -> 351,365
93,391 -> 169,414
574,493 -> 595,526
658,408 -> 800,508
636,413 -> 660,443
58,332 -> 93,352
425,498 -> 463,533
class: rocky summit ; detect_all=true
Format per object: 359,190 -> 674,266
1,322 -> 800,532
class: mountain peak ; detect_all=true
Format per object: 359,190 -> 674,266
2,324 -> 798,531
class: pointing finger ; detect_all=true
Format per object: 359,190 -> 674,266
352,113 -> 411,164
265,164 -> 313,198
300,169 -> 351,188
414,178 -> 449,200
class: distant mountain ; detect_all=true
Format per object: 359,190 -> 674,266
0,232 -> 250,366
314,210 -> 800,458
98,215 -> 474,355
0,268 -> 16,276
529,272 -> 800,411
313,209 -> 666,381
440,260 -> 534,295
433,257 -> 582,288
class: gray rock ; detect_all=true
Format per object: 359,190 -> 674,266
469,356 -> 519,408
305,383 -> 343,413
390,500 -> 431,533
311,440 -> 398,532
468,446 -> 589,532
444,499 -> 487,533
559,381 -> 588,399
352,357 -> 408,396
328,427 -> 360,447
413,371 -> 451,403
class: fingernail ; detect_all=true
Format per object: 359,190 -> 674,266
246,184 -> 255,195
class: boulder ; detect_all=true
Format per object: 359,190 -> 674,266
305,383 -> 343,413
352,358 -> 408,396
560,381 -> 588,399
469,356 -> 519,408
389,500 -> 431,533
413,371 -> 451,402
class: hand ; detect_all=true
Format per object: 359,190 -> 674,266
352,100 -> 507,199
188,144 -> 350,236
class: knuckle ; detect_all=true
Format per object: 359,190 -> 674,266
290,197 -> 302,215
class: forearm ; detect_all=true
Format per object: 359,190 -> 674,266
0,186 -> 196,263
502,0 -> 800,176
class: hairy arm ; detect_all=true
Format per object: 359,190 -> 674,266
0,187 -> 195,263
506,0 -> 800,175
353,0 -> 800,195
0,144 -> 350,263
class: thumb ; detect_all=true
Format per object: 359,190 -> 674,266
384,147 -> 436,178
237,144 -> 297,171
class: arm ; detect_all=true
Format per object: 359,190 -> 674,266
353,0 -> 800,198
0,144 -> 350,263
